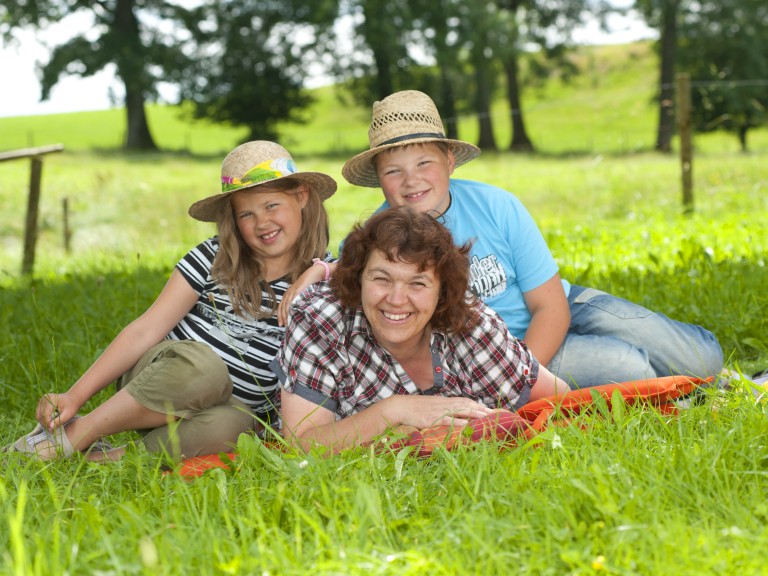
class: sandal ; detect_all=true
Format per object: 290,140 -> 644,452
3,416 -> 117,460
752,369 -> 768,386
88,439 -> 114,453
3,421 -> 76,460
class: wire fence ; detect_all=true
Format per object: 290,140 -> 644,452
2,77 -> 768,157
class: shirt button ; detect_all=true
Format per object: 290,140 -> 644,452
523,368 -> 529,376
290,369 -> 297,378
435,367 -> 442,373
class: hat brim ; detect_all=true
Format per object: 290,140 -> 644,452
188,172 -> 337,222
341,137 -> 481,188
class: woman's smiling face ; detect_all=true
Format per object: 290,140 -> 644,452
360,249 -> 441,356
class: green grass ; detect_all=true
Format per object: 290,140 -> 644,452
1,145 -> 767,574
1,41 -> 768,574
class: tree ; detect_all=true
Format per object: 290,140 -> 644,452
0,0 -> 197,150
330,0 -> 418,107
494,0 -> 611,152
677,0 -> 768,151
180,1 -> 338,142
635,0 -> 680,153
457,2 -> 500,151
409,0 -> 465,139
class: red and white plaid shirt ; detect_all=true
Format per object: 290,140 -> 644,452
273,283 -> 539,418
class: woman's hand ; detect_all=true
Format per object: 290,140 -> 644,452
383,395 -> 494,430
36,392 -> 83,431
281,390 -> 495,452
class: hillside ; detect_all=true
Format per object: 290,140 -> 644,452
0,42 -> 661,157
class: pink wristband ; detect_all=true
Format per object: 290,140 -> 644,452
312,258 -> 331,281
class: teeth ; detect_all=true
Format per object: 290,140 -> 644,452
383,312 -> 410,321
404,191 -> 425,199
260,230 -> 279,240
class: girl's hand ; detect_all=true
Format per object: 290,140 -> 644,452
384,395 -> 494,430
278,263 -> 330,326
36,392 -> 82,431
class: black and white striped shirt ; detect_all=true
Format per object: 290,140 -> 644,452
168,237 -> 286,423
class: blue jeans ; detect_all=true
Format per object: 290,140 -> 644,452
547,285 -> 724,389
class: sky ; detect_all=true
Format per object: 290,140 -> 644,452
0,7 -> 656,119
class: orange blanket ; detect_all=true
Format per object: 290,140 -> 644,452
170,375 -> 711,478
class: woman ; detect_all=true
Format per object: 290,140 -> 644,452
273,207 -> 568,452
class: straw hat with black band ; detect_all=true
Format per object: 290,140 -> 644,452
342,90 -> 481,188
189,140 -> 336,222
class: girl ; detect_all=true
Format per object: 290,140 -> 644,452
5,140 -> 336,461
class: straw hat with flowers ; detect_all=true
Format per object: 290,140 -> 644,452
342,90 -> 481,188
189,141 -> 336,222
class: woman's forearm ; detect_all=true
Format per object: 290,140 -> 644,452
282,394 -> 494,453
285,399 -> 394,453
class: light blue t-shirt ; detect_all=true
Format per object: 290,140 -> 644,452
374,178 -> 569,339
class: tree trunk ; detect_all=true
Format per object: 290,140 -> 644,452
123,83 -> 157,150
370,48 -> 395,101
114,0 -> 157,150
655,0 -> 678,153
503,54 -> 534,152
439,70 -> 458,139
362,1 -> 395,100
738,125 -> 748,152
473,53 -> 497,151
429,0 -> 459,139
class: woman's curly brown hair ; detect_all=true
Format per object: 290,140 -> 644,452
331,206 -> 479,334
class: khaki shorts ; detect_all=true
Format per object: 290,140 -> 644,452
119,340 -> 257,459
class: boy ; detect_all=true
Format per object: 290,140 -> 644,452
282,90 -> 723,388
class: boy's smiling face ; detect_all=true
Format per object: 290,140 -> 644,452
374,142 -> 456,215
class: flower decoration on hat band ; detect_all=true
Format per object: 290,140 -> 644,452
221,158 -> 298,193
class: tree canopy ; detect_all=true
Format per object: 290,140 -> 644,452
2,0 -> 765,152
179,0 -> 337,142
1,0 -> 199,149
678,0 -> 768,151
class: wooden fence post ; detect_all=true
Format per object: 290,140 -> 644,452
63,197 -> 72,254
676,73 -> 694,214
22,157 -> 44,275
0,144 -> 64,275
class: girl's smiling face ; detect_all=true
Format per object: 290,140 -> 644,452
232,186 -> 308,279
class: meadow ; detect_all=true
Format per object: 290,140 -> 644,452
1,41 -> 768,574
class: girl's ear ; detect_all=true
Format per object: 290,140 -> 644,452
295,184 -> 310,209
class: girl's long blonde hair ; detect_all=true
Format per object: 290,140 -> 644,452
212,179 -> 329,319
